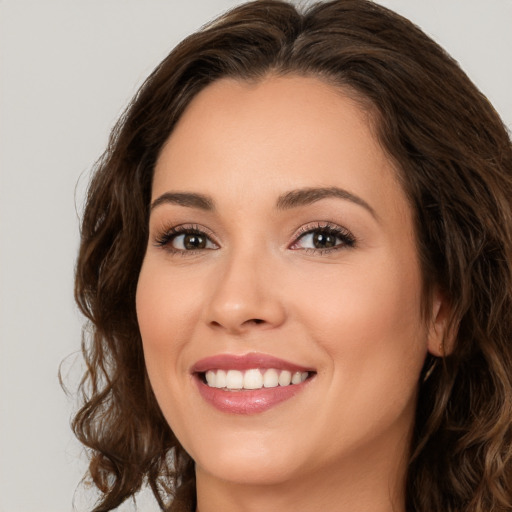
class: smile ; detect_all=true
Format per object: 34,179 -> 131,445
204,368 -> 310,390
192,353 -> 316,414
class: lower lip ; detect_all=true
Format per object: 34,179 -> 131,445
195,376 -> 311,415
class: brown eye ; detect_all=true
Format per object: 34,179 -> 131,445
291,225 -> 356,253
171,232 -> 216,251
311,231 -> 337,249
180,233 -> 207,250
155,226 -> 218,253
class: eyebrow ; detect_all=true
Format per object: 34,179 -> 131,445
276,187 -> 377,219
150,186 -> 376,219
150,192 -> 214,211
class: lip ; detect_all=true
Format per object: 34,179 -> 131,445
192,352 -> 313,373
191,352 -> 315,415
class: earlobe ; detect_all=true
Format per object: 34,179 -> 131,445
427,288 -> 455,357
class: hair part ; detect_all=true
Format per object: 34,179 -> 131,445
73,1 -> 512,510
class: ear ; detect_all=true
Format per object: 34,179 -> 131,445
427,287 -> 455,357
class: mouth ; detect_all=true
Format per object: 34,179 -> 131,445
191,353 -> 316,414
199,368 -> 312,390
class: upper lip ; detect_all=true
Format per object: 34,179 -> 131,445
192,352 -> 314,374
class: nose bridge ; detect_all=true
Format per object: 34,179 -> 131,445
205,241 -> 285,333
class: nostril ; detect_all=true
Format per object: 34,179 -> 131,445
239,318 -> 265,327
208,318 -> 269,332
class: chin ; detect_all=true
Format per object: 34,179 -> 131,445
196,452 -> 302,487
184,429 -> 308,486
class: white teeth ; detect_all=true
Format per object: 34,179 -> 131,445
278,370 -> 292,386
291,371 -> 302,385
244,369 -> 263,389
263,368 -> 279,388
225,369 -> 244,390
205,370 -> 216,387
215,369 -> 226,388
204,368 -> 309,390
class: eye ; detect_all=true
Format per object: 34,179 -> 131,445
172,232 -> 215,251
290,223 -> 355,253
154,225 -> 218,253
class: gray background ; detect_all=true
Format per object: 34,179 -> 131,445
1,1 -> 511,511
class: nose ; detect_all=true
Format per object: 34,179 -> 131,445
204,247 -> 286,335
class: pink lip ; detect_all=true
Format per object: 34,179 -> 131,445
191,352 -> 315,415
192,352 -> 312,373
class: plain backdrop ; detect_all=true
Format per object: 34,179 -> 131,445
0,1 -> 511,511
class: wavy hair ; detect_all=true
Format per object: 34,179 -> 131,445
73,1 -> 512,510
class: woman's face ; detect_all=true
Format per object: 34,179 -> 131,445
136,76 -> 443,488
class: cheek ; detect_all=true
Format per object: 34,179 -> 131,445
135,258 -> 201,387
288,251 -> 427,403
289,259 -> 427,451
291,250 -> 424,340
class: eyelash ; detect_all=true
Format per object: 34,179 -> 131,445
153,222 -> 356,256
154,224 -> 218,255
290,222 -> 356,254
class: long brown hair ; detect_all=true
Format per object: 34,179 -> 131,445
73,1 -> 512,510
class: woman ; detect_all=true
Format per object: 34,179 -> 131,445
73,1 -> 512,511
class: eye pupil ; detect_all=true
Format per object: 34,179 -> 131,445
184,234 -> 206,250
313,231 -> 336,248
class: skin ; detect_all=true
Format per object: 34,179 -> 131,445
136,75 -> 447,512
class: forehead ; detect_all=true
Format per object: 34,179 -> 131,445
153,75 -> 408,225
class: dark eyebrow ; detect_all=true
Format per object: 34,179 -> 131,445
276,186 -> 377,220
150,187 -> 376,219
150,192 -> 214,211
